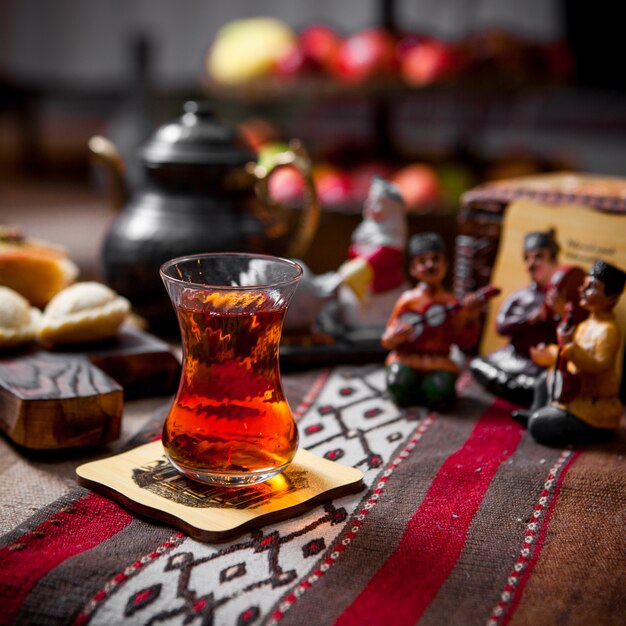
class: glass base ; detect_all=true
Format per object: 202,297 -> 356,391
165,453 -> 290,488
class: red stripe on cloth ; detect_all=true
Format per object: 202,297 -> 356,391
335,398 -> 524,626
293,368 -> 332,420
0,492 -> 133,625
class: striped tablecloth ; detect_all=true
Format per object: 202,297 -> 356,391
1,365 -> 625,626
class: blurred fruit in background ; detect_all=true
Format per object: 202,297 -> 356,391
298,24 -> 343,73
206,17 -> 296,84
273,44 -> 312,80
268,165 -> 306,204
206,18 -> 572,87
244,116 -> 570,216
260,155 -> 469,215
398,37 -> 460,87
391,163 -> 441,211
213,11 -> 577,220
331,27 -> 397,84
314,164 -> 354,208
349,161 -> 394,203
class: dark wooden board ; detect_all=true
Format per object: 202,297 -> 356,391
0,326 -> 180,450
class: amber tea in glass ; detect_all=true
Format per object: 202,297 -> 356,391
160,253 -> 302,486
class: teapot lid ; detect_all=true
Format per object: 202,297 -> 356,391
139,101 -> 256,165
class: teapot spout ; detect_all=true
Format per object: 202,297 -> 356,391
88,135 -> 129,211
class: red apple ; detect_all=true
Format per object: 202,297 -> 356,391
395,33 -> 428,62
298,24 -> 343,72
332,28 -> 397,83
392,163 -> 441,211
314,165 -> 353,207
273,43 -> 315,79
400,38 -> 458,86
268,165 -> 306,204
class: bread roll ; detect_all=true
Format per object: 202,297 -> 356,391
0,286 -> 41,348
39,282 -> 130,344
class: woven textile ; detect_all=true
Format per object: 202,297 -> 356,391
1,365 -> 625,626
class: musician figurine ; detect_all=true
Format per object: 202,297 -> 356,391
519,259 -> 626,446
470,229 -> 566,406
511,265 -> 588,423
381,232 -> 498,410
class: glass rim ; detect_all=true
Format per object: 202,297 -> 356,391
159,252 -> 303,290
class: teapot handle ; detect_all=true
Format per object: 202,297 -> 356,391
88,135 -> 128,211
252,140 -> 320,260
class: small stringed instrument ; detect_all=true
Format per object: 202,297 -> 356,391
398,285 -> 501,341
550,302 -> 581,404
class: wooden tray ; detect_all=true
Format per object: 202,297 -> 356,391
0,326 -> 180,450
76,441 -> 365,542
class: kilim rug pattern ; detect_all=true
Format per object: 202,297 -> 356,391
1,365 -> 625,626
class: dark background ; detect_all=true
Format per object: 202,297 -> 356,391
1,0 -> 625,278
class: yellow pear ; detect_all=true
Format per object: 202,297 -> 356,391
207,17 -> 296,84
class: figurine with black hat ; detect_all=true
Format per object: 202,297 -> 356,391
381,231 -> 497,410
519,259 -> 626,446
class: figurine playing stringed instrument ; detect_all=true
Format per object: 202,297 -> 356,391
381,232 -> 499,410
510,265 -> 588,423
519,259 -> 626,446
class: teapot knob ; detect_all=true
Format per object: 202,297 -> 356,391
183,100 -> 215,120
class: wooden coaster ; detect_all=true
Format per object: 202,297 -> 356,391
76,441 -> 365,542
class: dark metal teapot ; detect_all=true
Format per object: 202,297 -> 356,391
89,100 -> 319,329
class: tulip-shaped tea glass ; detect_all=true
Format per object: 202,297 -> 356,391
160,253 -> 302,486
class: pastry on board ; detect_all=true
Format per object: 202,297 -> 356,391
0,226 -> 79,308
0,286 -> 41,348
39,282 -> 130,345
